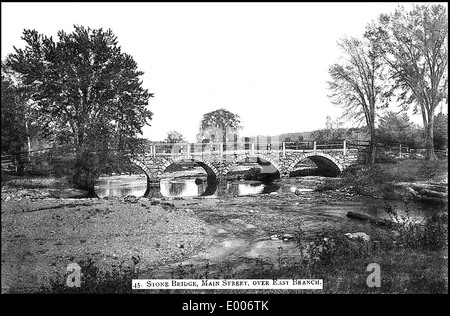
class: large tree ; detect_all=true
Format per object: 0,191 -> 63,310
5,26 -> 153,191
372,4 -> 448,160
164,131 -> 185,143
328,35 -> 387,163
197,108 -> 241,144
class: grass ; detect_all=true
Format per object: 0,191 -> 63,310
37,258 -> 139,294
1,173 -> 73,191
40,243 -> 446,294
377,159 -> 448,182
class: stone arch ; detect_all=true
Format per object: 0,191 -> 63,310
128,158 -> 154,197
159,155 -> 220,181
287,152 -> 343,176
129,158 -> 153,179
224,153 -> 283,176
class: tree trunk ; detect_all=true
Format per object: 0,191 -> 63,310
369,122 -> 376,164
370,141 -> 376,164
426,108 -> 437,161
72,149 -> 96,195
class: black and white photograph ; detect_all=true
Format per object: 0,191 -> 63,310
1,1 -> 448,300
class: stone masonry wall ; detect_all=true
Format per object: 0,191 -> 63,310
131,148 -> 360,181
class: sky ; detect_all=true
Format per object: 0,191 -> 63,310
1,2 -> 447,142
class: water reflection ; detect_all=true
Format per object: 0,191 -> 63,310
159,178 -> 279,198
160,179 -> 211,197
94,174 -> 280,198
94,175 -> 148,198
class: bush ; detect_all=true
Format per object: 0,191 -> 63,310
243,167 -> 262,180
384,203 -> 448,251
44,258 -> 139,294
374,150 -> 398,163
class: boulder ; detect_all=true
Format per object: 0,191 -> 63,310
124,195 -> 139,203
346,211 -> 398,228
344,232 -> 370,242
270,234 -> 280,241
229,218 -> 244,224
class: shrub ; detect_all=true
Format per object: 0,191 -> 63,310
384,202 -> 448,251
243,167 -> 262,180
45,258 -> 139,294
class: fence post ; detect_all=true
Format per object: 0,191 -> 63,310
313,141 -> 316,151
399,144 -> 402,158
187,143 -> 191,157
251,142 -> 255,155
343,140 -> 347,155
220,142 -> 223,155
282,142 -> 286,158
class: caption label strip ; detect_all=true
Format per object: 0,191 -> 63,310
132,279 -> 323,290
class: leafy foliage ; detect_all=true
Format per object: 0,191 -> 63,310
310,116 -> 346,142
433,112 -> 448,150
46,258 -> 138,294
5,26 -> 153,190
1,66 -> 30,155
328,35 -> 388,162
371,4 -> 448,159
377,111 -> 425,148
384,203 -> 448,251
165,131 -> 185,143
197,108 -> 241,143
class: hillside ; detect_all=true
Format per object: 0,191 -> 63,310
250,128 -> 369,143
250,131 -> 313,142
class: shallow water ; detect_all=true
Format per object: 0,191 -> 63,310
94,174 -> 443,224
94,175 -> 280,198
94,175 -> 148,198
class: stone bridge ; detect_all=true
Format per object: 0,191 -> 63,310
130,141 -> 364,182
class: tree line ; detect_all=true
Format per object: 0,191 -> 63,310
328,4 -> 447,162
310,112 -> 448,150
167,5 -> 448,157
1,4 -> 447,192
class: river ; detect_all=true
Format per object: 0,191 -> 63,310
94,174 -> 442,225
94,174 -> 280,198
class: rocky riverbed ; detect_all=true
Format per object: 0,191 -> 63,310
1,174 -> 447,293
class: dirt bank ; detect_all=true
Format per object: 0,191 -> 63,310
1,197 -> 215,293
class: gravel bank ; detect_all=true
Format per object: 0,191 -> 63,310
1,197 -> 214,293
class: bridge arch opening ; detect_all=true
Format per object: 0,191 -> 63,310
159,158 -> 219,197
289,154 -> 342,177
94,159 -> 150,198
162,159 -> 219,182
225,155 -> 281,181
